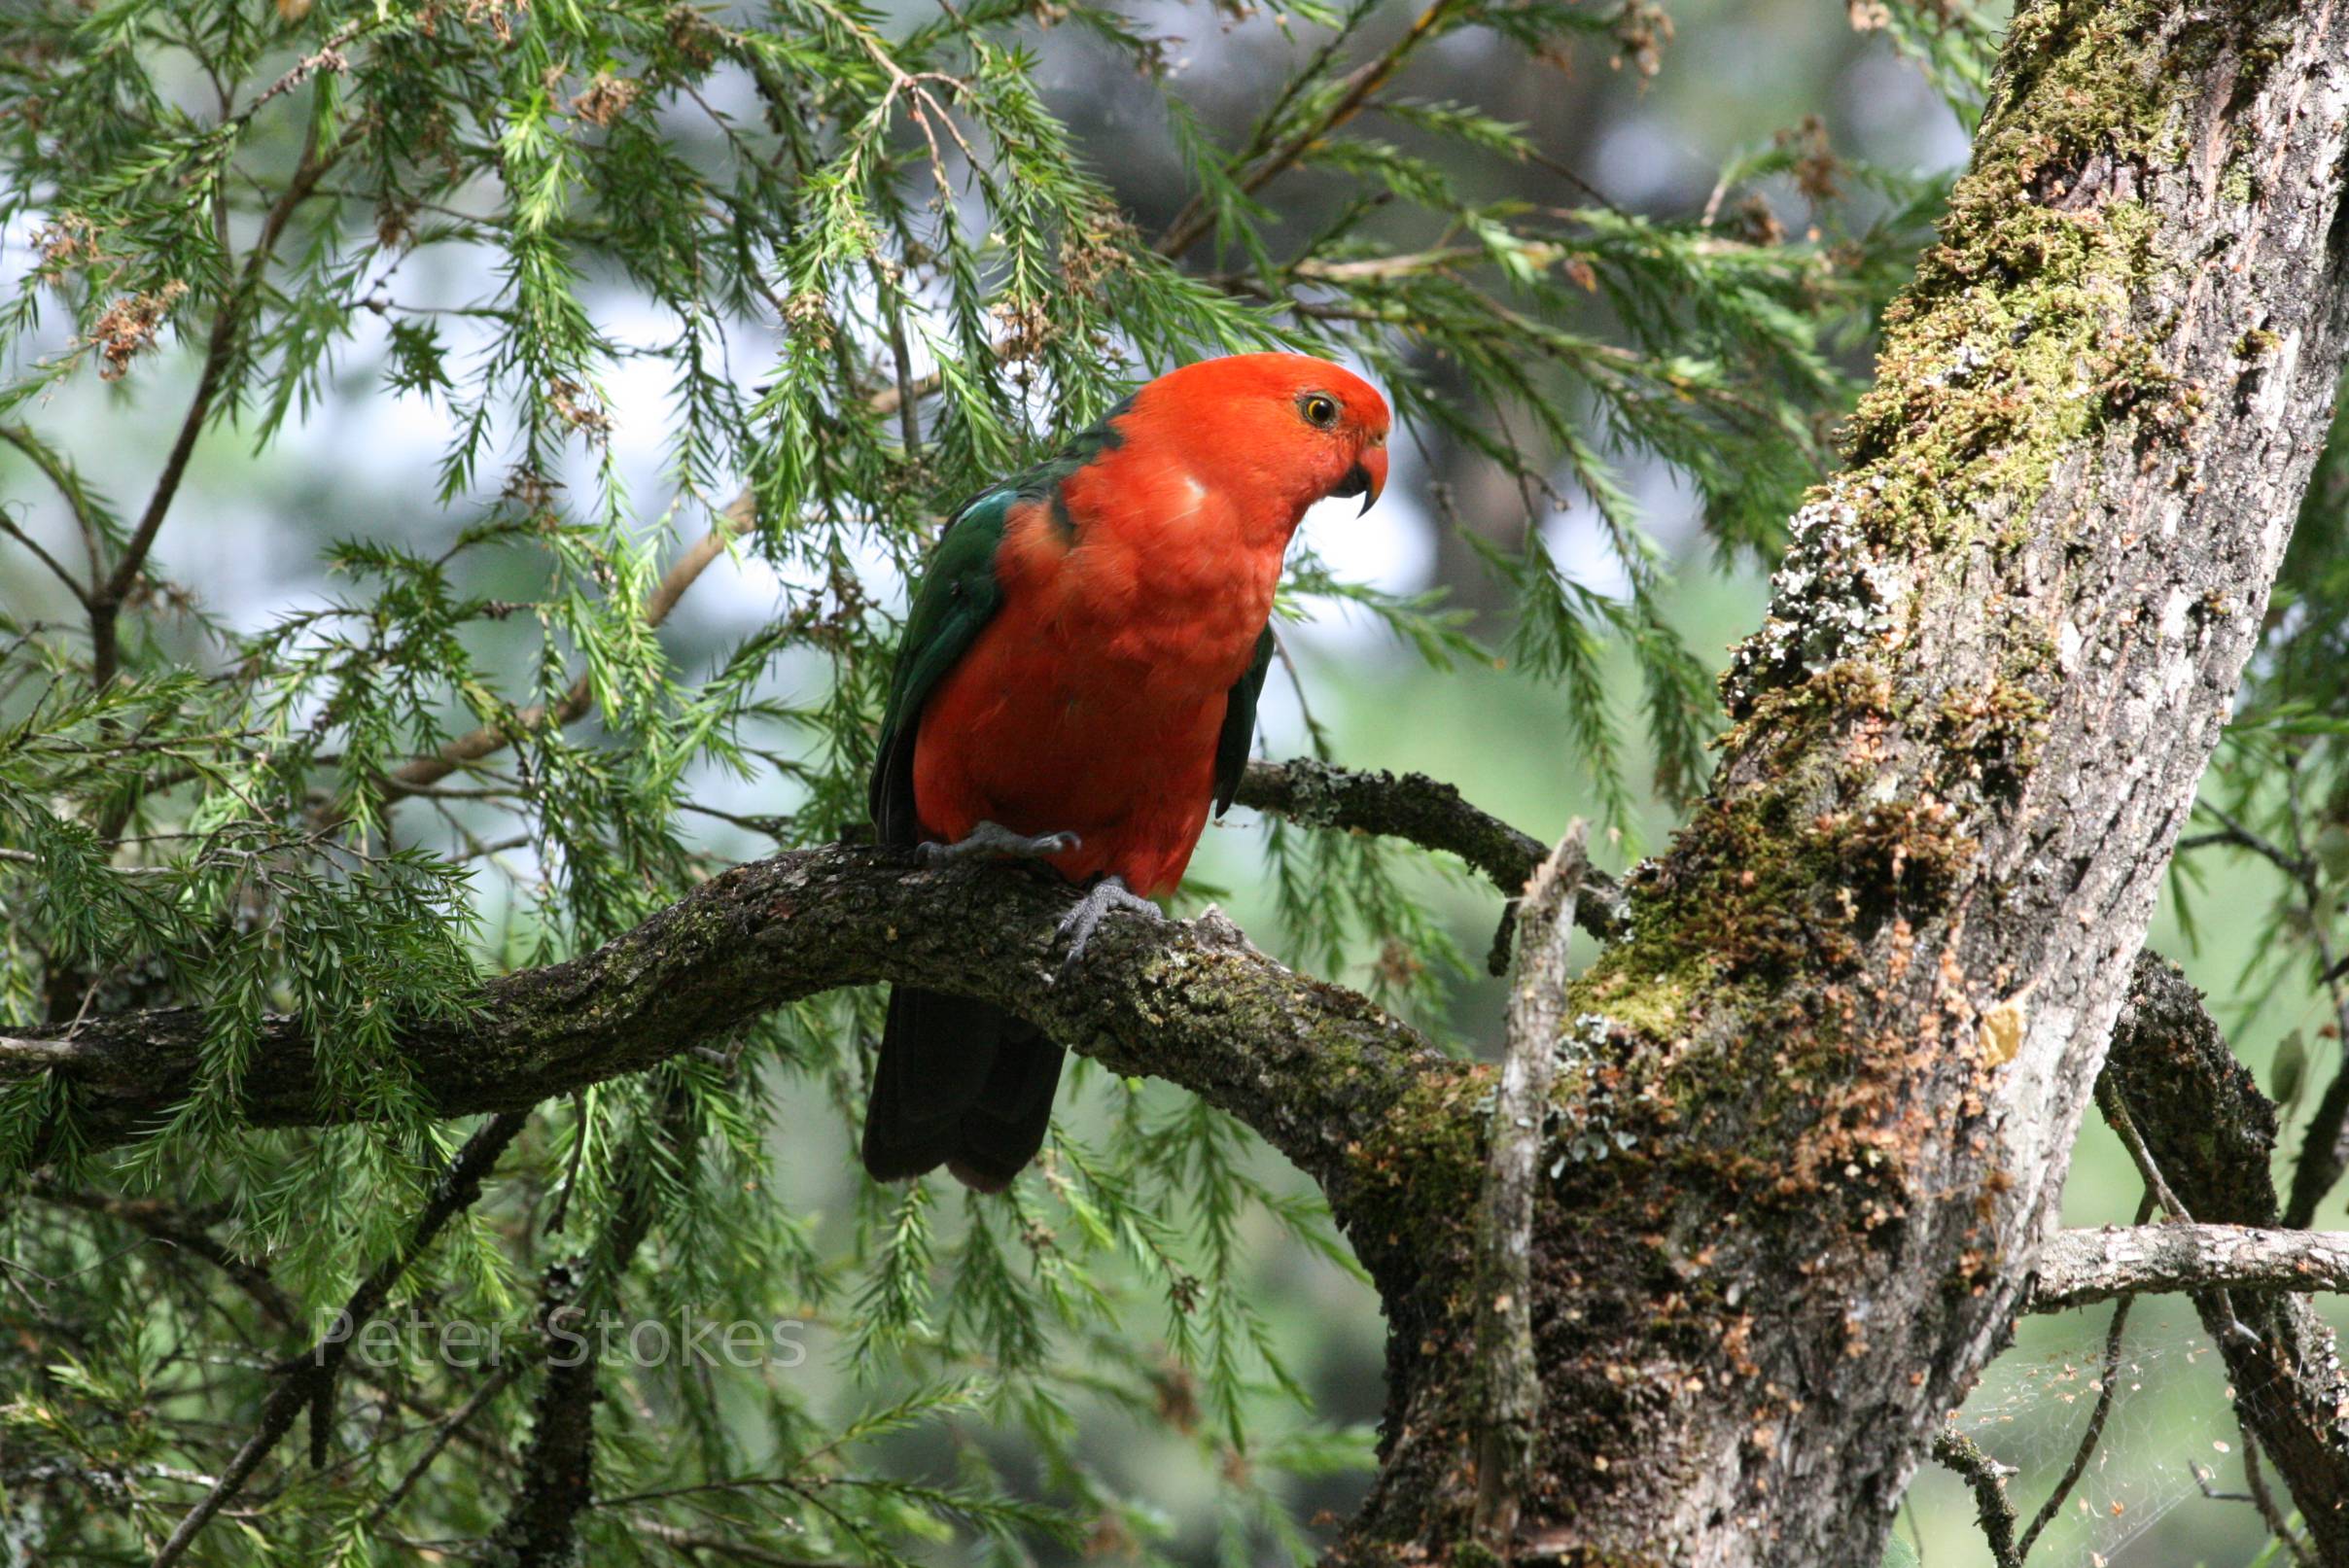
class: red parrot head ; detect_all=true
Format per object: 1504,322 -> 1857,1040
1127,353 -> 1391,525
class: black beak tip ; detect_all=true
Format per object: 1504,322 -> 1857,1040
1337,460 -> 1377,514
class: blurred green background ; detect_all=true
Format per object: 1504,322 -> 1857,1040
4,0 -> 2336,1561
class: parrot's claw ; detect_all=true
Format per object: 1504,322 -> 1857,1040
920,820 -> 1081,866
1052,876 -> 1162,984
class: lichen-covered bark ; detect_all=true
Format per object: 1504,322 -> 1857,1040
1319,1 -> 2349,1562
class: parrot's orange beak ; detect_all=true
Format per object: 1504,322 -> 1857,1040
1339,441 -> 1388,515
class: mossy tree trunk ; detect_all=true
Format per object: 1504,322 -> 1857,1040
1335,1 -> 2349,1561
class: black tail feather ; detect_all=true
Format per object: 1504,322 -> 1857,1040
947,1028 -> 1066,1193
861,986 -> 1063,1190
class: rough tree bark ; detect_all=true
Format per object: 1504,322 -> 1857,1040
1430,0 -> 2349,1559
12,0 -> 2349,1562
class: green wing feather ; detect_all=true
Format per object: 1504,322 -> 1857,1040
873,511 -> 1277,838
1212,627 -> 1276,819
867,396 -> 1139,844
869,489 -> 1013,845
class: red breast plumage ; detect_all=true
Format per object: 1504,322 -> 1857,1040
912,354 -> 1391,897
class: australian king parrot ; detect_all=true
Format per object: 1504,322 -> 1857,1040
861,352 -> 1391,1191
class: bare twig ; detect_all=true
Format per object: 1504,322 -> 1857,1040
2242,1427 -> 2321,1568
230,17 -> 372,126
2027,1223 -> 2349,1312
0,431 -> 94,606
3,418 -> 108,588
2191,802 -> 2313,881
1469,823 -> 1588,1553
2017,1197 -> 2148,1555
1232,757 -> 1626,939
368,1357 -> 530,1527
2096,1073 -> 2192,1222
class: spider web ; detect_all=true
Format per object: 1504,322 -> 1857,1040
1944,1300 -> 2281,1565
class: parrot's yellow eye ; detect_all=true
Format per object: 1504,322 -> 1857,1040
1299,393 -> 1340,429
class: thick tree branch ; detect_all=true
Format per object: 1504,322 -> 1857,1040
3,844 -> 1454,1213
2029,1224 -> 2349,1311
13,756 -> 1605,1194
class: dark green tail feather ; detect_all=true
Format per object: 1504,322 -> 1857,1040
861,987 -> 1063,1191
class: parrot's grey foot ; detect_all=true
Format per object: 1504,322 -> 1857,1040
1052,876 -> 1163,983
920,820 -> 1081,866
